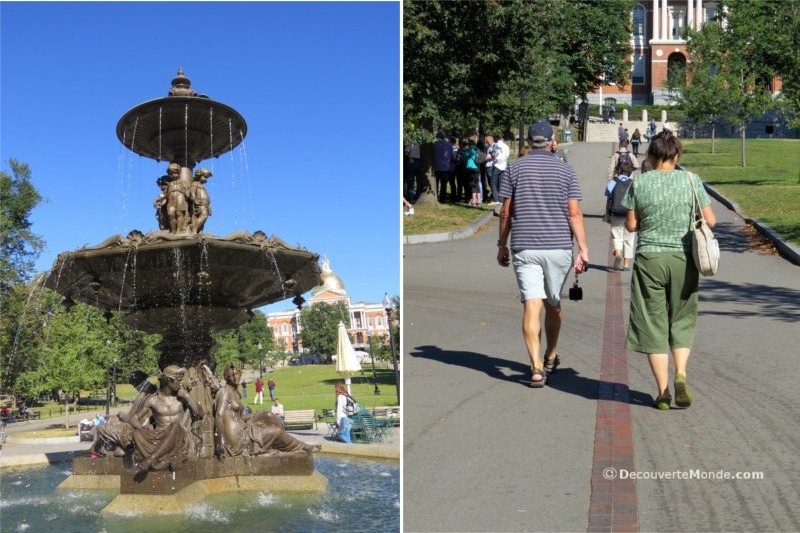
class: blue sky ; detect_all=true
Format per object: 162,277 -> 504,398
0,1 -> 401,313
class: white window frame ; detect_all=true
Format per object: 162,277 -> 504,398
632,54 -> 646,85
632,4 -> 646,48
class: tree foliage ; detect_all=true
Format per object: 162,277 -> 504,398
299,301 -> 350,356
213,310 -> 274,370
0,159 -> 45,291
1,281 -> 159,399
403,0 -> 634,141
678,1 -> 797,165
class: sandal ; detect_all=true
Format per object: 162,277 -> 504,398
543,354 -> 560,374
654,394 -> 672,410
530,368 -> 546,388
674,374 -> 693,408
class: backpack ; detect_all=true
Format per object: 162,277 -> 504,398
610,176 -> 632,216
344,394 -> 361,417
617,151 -> 630,165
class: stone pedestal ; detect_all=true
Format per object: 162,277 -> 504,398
61,453 -> 326,515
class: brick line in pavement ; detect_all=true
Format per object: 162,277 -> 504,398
588,240 -> 639,533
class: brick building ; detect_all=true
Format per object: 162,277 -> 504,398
588,0 -> 782,107
266,257 -> 390,355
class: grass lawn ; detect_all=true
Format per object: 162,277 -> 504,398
13,426 -> 77,439
404,200 -> 494,236
248,365 -> 399,416
680,139 -> 800,247
26,365 -> 398,424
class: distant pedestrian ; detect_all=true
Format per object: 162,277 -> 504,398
631,128 -> 642,156
240,379 -> 248,399
608,103 -> 616,123
622,130 -> 716,410
267,377 -> 276,401
647,118 -> 657,141
433,130 -> 453,203
608,140 -> 640,180
489,133 -> 510,204
271,397 -> 285,423
404,141 -> 422,202
254,377 -> 264,405
335,382 -> 355,444
496,120 -> 589,387
605,157 -> 637,271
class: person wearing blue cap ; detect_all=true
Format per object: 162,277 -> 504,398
496,120 -> 589,388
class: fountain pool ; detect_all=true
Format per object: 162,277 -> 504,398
0,456 -> 399,532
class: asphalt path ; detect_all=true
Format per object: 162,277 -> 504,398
403,142 -> 800,532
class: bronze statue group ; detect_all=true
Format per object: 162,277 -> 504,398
91,363 -> 319,474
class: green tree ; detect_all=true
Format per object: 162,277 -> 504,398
299,301 -> 350,356
403,0 -> 633,202
674,22 -> 730,153
0,159 -> 45,292
213,310 -> 274,370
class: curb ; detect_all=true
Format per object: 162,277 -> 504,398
404,207 -> 498,245
5,435 -> 80,445
703,183 -> 800,266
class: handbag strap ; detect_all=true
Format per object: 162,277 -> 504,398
686,173 -> 705,230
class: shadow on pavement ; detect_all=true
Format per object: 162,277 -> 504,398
410,345 -> 653,406
700,278 -> 800,322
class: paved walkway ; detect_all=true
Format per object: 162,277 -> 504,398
0,409 -> 398,468
403,142 -> 800,532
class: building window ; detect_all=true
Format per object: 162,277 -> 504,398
356,332 -> 364,344
367,318 -> 373,329
632,4 -> 646,48
282,324 -> 288,335
274,326 -> 279,337
632,54 -> 646,85
704,3 -> 718,24
376,317 -> 383,328
670,6 -> 686,39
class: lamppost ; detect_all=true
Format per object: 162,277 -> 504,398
383,293 -> 399,405
369,336 -> 380,395
258,342 -> 263,379
519,88 -> 526,154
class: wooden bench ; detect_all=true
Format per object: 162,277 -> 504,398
371,406 -> 400,427
282,409 -> 316,430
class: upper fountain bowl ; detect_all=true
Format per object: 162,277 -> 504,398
116,69 -> 247,164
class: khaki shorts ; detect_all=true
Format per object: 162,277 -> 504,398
626,252 -> 700,354
512,249 -> 573,306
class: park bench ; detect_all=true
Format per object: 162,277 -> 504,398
282,409 -> 316,431
371,406 -> 400,427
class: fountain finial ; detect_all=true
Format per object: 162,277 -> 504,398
169,68 -> 197,97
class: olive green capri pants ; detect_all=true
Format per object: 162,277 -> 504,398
626,252 -> 700,354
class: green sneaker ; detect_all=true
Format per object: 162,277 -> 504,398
674,374 -> 693,408
655,395 -> 671,410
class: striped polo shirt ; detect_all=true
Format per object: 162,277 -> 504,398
499,150 -> 583,250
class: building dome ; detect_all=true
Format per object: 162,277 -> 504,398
314,256 -> 346,293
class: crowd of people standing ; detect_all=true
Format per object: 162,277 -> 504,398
409,129 -> 511,208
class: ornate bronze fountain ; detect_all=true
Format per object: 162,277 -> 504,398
46,71 -> 326,512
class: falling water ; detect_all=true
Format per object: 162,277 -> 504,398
261,246 -> 287,300
185,103 -> 189,167
239,130 -> 256,229
118,116 -> 139,234
117,247 -> 138,312
228,119 -> 240,227
173,247 -> 190,336
197,239 -> 211,306
10,273 -> 48,362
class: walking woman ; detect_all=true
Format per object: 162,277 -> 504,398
621,130 -> 716,410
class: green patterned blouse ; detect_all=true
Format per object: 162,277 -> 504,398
622,169 -> 711,254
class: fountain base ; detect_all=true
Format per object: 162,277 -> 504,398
60,455 -> 328,515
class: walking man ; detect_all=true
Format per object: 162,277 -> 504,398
496,121 -> 589,387
267,377 -> 276,401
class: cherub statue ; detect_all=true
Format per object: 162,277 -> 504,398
153,176 -> 169,230
189,167 -> 212,233
165,163 -> 190,233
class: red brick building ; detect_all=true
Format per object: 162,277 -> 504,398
267,257 -> 390,354
588,1 -> 781,106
